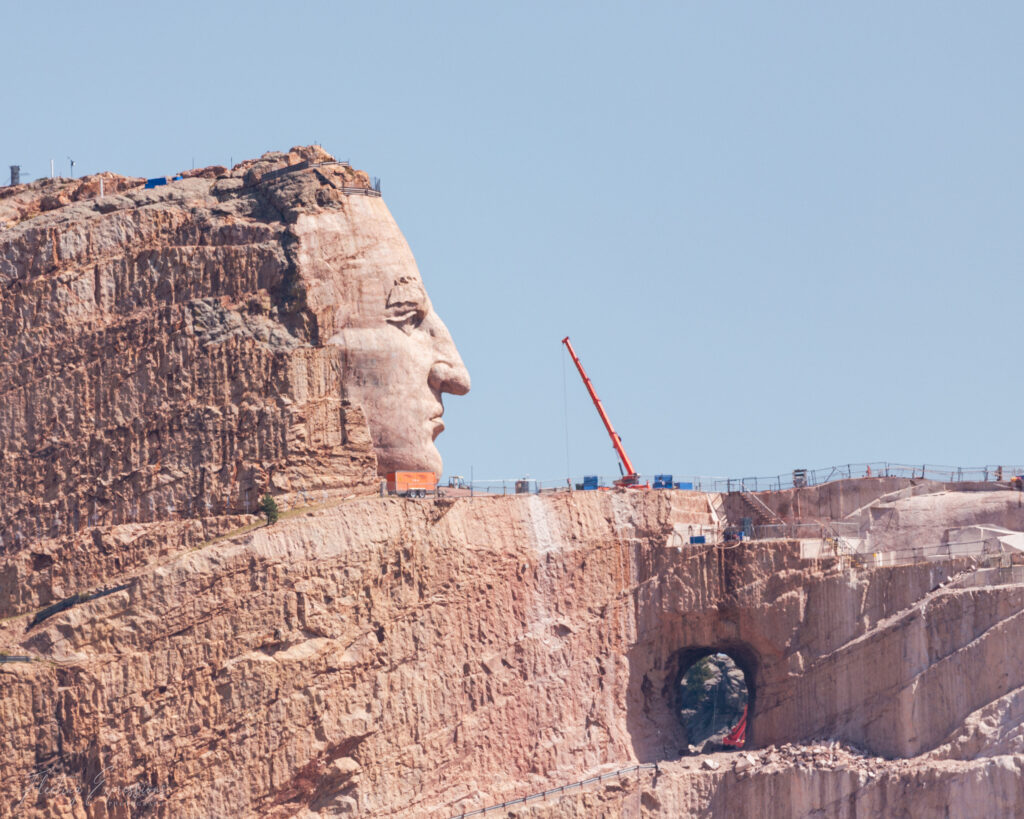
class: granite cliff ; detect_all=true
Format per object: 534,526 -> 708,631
4,488 -> 1024,817
2,150 -> 1023,818
0,146 -> 387,552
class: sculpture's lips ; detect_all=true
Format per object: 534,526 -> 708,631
430,415 -> 445,439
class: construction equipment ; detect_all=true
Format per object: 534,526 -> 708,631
386,471 -> 436,498
562,336 -> 646,489
515,478 -> 537,494
722,705 -> 748,748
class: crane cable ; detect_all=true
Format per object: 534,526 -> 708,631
562,344 -> 571,483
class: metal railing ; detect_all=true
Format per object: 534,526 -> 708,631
748,521 -> 860,541
251,159 -> 380,196
865,538 -> 992,566
6,462 -> 1020,551
810,535 -> 1024,571
334,185 -> 381,197
711,463 -> 1024,493
448,763 -> 658,818
738,481 -> 783,523
459,463 -> 1024,497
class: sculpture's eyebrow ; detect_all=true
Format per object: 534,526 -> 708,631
386,277 -> 427,310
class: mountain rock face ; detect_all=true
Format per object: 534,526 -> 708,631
3,489 -> 1024,817
3,150 -> 1024,818
0,145 -> 469,552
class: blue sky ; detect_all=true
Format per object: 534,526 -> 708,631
3,2 -> 1022,483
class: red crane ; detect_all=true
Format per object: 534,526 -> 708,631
562,336 -> 645,488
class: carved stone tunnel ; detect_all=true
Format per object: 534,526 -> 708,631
624,531 -> 1024,763
673,646 -> 755,751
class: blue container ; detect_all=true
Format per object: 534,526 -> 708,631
675,482 -> 694,490
689,535 -> 706,544
582,475 -> 599,490
144,177 -> 168,189
653,474 -> 673,489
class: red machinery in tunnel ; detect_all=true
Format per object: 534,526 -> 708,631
722,705 -> 748,748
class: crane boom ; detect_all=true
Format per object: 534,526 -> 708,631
562,336 -> 641,486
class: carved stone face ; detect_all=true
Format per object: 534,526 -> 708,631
293,200 -> 470,475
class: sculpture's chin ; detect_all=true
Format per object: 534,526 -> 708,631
376,444 -> 443,477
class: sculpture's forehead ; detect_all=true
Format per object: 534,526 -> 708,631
292,206 -> 427,329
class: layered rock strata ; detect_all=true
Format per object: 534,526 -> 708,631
3,490 -> 1023,817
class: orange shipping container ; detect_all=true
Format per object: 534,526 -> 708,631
386,471 -> 437,494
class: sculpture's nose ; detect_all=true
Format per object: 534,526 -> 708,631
431,357 -> 470,396
427,315 -> 470,396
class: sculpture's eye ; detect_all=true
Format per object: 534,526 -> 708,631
386,303 -> 426,334
386,277 -> 428,334
387,278 -> 428,335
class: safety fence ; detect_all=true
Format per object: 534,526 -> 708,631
462,475 -> 712,495
671,523 -> 1024,576
718,463 -> 1024,492
448,763 -> 658,818
255,158 -> 350,183
749,521 -> 861,541
251,159 -> 381,195
6,461 -> 1021,550
459,463 -> 1024,496
858,538 -> 993,567
335,186 -> 381,197
803,536 -> 1024,573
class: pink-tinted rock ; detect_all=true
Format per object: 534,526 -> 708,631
0,147 -> 470,549
4,147 -> 1024,818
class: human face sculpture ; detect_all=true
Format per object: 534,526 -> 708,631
292,200 -> 470,476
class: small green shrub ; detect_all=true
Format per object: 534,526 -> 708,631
258,494 -> 280,525
683,656 -> 716,698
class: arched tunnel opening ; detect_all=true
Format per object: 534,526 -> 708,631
674,647 -> 754,753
